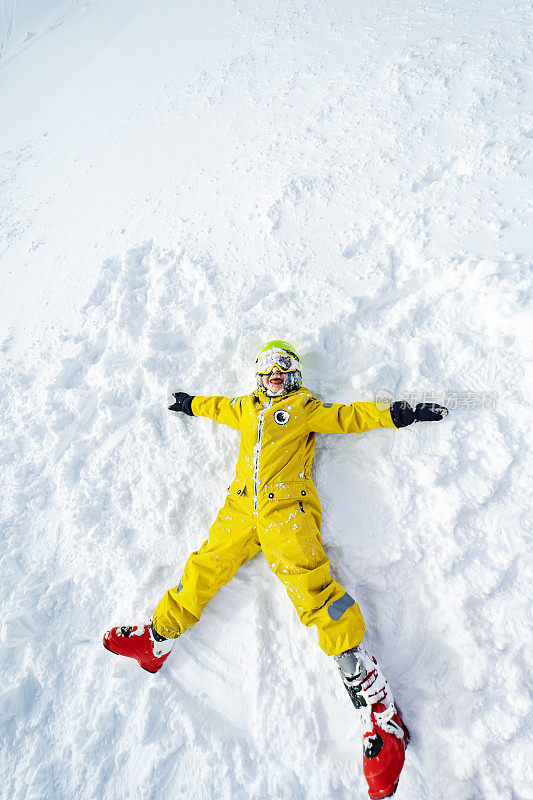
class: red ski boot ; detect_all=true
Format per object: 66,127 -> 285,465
103,623 -> 174,673
334,645 -> 409,799
360,700 -> 409,798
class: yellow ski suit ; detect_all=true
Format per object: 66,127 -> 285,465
152,387 -> 396,656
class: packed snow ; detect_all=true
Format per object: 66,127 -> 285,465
0,1 -> 531,799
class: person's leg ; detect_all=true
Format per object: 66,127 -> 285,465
152,493 -> 260,639
104,492 -> 259,671
258,492 -> 408,798
258,493 -> 365,656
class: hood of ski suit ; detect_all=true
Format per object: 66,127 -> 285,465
190,388 -> 395,512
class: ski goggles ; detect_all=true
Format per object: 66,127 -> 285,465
255,350 -> 301,375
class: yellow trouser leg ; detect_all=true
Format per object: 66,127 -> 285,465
259,500 -> 365,656
153,494 -> 260,638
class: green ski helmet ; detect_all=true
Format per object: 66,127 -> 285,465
254,340 -> 302,395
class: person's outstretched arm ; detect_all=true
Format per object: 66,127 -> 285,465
168,392 -> 243,430
305,395 -> 447,434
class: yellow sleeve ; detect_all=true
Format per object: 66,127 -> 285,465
190,395 -> 243,430
304,396 -> 396,434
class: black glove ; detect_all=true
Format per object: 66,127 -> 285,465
168,392 -> 195,416
415,402 -> 448,422
391,401 -> 448,428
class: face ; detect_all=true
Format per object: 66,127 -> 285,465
261,368 -> 288,394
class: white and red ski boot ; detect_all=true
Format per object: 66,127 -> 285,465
103,623 -> 174,673
334,645 -> 409,799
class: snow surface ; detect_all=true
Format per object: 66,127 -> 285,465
1,1 -> 532,799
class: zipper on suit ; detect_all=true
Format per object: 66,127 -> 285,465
253,399 -> 272,512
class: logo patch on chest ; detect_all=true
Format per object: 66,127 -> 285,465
273,409 -> 290,426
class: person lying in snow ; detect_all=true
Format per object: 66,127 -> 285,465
104,340 -> 447,800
